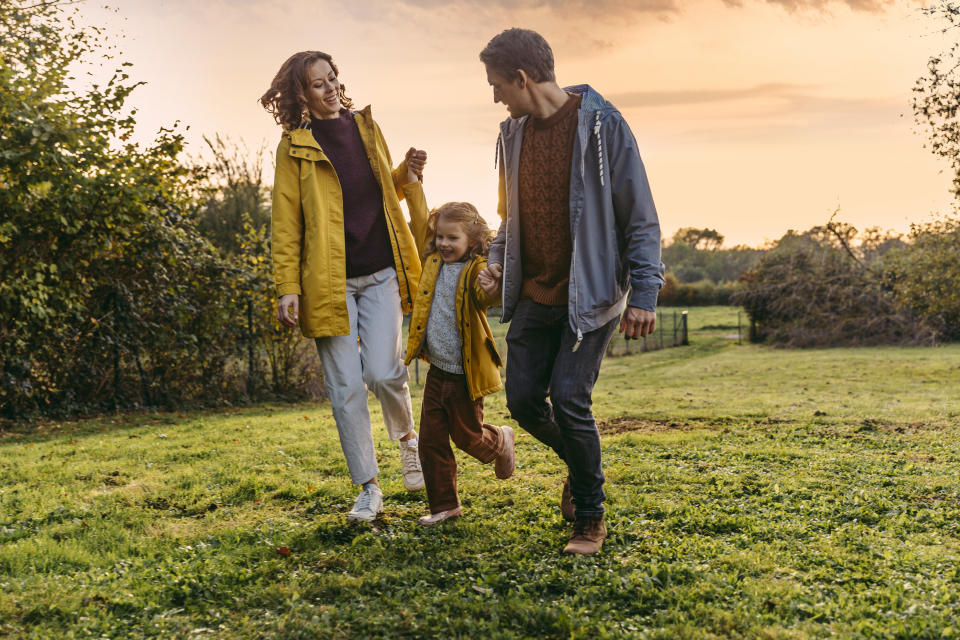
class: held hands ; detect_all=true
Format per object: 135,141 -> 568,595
621,306 -> 655,339
277,294 -> 300,328
477,263 -> 503,298
405,147 -> 427,183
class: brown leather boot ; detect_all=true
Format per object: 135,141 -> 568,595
560,477 -> 575,522
563,515 -> 606,555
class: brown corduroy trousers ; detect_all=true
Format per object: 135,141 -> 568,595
418,366 -> 504,514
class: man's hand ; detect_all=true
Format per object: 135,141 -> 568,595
620,306 -> 655,339
277,294 -> 300,328
405,147 -> 427,183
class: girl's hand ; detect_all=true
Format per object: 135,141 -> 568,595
477,268 -> 502,298
405,147 -> 427,183
277,294 -> 300,328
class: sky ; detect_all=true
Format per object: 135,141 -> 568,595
74,0 -> 956,247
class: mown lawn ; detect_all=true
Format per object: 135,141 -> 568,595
3,311 -> 960,639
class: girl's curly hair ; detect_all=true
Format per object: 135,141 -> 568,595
426,202 -> 495,259
260,51 -> 354,131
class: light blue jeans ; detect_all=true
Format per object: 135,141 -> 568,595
314,267 -> 414,484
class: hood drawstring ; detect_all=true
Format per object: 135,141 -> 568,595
494,131 -> 503,171
593,111 -> 604,187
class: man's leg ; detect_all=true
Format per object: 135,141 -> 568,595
549,316 -> 618,519
504,299 -> 567,459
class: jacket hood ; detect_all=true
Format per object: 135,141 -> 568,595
563,84 -> 614,113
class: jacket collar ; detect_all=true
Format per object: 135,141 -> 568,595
287,105 -> 374,151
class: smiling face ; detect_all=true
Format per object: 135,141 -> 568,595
485,65 -> 531,119
305,58 -> 342,120
434,216 -> 471,263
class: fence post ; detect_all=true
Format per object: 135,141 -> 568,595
112,292 -> 120,412
658,310 -> 663,350
672,311 -> 678,347
415,359 -> 420,385
246,299 -> 254,396
681,310 -> 689,346
737,310 -> 742,345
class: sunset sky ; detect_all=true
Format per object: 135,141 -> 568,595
79,0 -> 956,247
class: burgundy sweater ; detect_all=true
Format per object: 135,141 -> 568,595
517,93 -> 581,305
310,111 -> 393,278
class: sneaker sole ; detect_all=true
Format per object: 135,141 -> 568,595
347,512 -> 380,523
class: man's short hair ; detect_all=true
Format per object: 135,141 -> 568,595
480,28 -> 556,83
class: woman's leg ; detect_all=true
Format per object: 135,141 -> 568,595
355,267 -> 416,440
314,280 -> 379,486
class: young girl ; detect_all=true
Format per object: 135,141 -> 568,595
404,202 -> 516,525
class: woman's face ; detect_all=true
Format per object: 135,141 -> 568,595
305,58 -> 342,120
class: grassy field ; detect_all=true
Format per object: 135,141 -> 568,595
3,307 -> 960,639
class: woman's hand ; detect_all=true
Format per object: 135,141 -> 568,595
277,294 -> 300,328
405,147 -> 427,183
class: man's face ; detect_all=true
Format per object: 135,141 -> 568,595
485,65 -> 531,119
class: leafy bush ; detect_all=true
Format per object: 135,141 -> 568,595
734,221 -> 935,347
0,1 -> 319,420
658,274 -> 738,306
884,216 -> 960,341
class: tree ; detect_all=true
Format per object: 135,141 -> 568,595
913,2 -> 960,198
671,227 -> 725,251
0,0 -> 241,417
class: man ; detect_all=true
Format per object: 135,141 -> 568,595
477,28 -> 664,555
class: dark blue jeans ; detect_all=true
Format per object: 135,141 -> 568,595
505,299 -> 618,518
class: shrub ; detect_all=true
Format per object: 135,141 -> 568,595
734,221 -> 934,347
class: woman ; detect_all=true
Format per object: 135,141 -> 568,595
260,51 -> 428,523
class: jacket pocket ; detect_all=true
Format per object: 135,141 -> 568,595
485,337 -> 503,368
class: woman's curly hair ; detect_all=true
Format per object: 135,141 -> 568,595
260,51 -> 354,131
425,202 -> 495,259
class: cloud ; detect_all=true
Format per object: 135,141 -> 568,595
609,83 -> 813,108
722,0 -> 912,12
397,0 -> 678,12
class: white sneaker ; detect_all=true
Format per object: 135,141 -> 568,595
347,484 -> 383,523
400,439 -> 425,491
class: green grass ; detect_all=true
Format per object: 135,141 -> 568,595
3,313 -> 960,638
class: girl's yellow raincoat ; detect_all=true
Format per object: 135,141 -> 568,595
403,198 -> 504,401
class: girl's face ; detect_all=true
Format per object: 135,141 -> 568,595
305,59 -> 342,120
435,217 -> 471,263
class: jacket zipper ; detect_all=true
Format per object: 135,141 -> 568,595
360,116 -> 413,309
459,258 -> 473,387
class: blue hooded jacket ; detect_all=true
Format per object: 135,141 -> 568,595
488,84 -> 665,348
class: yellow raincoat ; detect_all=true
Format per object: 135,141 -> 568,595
403,212 -> 504,401
271,106 -> 423,338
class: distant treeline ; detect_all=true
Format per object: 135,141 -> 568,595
657,227 -> 763,306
